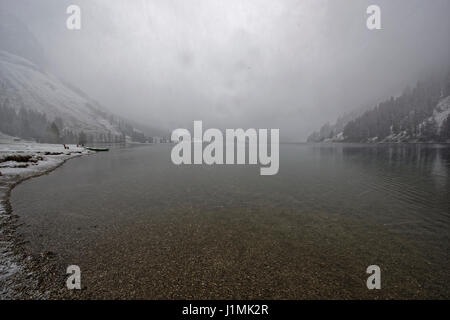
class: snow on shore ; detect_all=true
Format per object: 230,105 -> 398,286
0,136 -> 90,298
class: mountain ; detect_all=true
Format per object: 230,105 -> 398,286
308,71 -> 450,143
0,50 -> 157,144
0,50 -> 115,134
0,13 -> 164,144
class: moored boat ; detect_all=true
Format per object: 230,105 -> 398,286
86,147 -> 109,152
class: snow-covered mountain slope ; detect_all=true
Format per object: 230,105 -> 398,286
308,73 -> 450,143
380,95 -> 450,143
0,50 -> 122,136
432,95 -> 450,128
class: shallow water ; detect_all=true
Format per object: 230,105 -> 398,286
11,143 -> 450,298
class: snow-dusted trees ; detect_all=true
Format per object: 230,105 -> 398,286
0,102 -> 49,141
0,99 -> 131,144
420,118 -> 438,141
78,131 -> 87,145
46,121 -> 60,143
342,74 -> 449,142
441,115 -> 450,141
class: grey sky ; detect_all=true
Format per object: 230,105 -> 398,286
1,0 -> 449,140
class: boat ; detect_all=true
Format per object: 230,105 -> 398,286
86,147 -> 110,152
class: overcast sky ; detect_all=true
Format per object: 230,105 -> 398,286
1,0 -> 449,140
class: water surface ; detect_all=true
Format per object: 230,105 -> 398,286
12,143 -> 450,298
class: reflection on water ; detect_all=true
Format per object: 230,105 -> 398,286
10,143 -> 450,298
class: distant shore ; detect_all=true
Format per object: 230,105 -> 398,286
306,140 -> 450,145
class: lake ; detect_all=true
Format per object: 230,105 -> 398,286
11,143 -> 450,299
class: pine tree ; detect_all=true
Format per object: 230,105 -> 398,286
78,131 -> 87,145
441,115 -> 450,141
46,121 -> 60,143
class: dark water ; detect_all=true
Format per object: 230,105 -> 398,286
11,143 -> 450,299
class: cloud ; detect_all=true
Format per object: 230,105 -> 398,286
1,0 -> 449,140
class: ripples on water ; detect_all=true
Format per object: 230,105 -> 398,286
318,145 -> 449,231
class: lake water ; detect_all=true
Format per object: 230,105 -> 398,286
11,143 -> 450,299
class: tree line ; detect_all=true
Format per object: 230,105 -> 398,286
308,70 -> 450,143
343,72 -> 450,142
0,98 -> 151,144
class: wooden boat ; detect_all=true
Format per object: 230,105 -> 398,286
86,147 -> 109,152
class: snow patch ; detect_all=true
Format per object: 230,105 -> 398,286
432,96 -> 450,130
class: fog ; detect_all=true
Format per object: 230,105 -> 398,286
1,0 -> 449,141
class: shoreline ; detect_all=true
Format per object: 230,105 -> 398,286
0,142 -> 90,299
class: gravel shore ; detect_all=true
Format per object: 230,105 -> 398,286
0,140 -> 89,299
